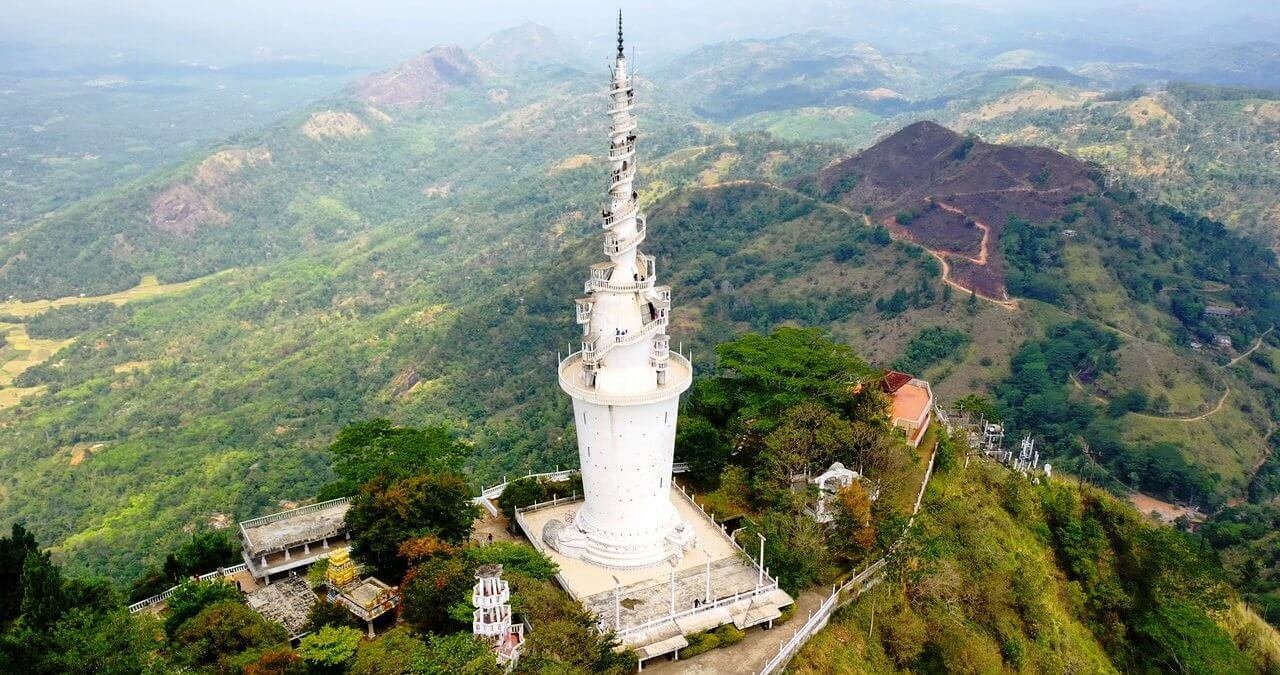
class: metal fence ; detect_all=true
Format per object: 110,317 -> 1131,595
127,563 -> 249,613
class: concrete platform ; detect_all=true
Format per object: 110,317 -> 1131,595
519,487 -> 740,599
517,486 -> 793,661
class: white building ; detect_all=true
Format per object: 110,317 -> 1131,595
549,14 -> 696,570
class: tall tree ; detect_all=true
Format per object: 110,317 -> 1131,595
757,402 -> 854,503
713,327 -> 872,429
20,550 -> 69,629
830,482 -> 877,562
172,600 -> 287,668
297,626 -> 362,672
400,554 -> 470,634
163,579 -> 243,637
324,419 -> 469,497
345,471 -> 478,580
675,415 -> 732,486
0,524 -> 39,624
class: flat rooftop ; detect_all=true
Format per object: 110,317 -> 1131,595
891,381 -> 932,425
239,498 -> 350,557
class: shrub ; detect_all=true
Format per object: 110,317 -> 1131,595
713,624 -> 745,646
297,625 -> 362,671
680,631 -> 721,658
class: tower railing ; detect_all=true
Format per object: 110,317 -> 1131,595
602,201 -> 638,227
580,313 -> 668,366
559,351 -> 692,406
608,138 -> 636,161
582,255 -> 656,294
603,216 -> 646,255
608,163 -> 636,191
609,76 -> 632,95
585,276 -> 654,294
610,117 -> 638,137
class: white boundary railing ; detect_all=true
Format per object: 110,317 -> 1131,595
237,496 -> 350,530
127,562 -> 248,613
475,464 -> 689,517
757,448 -> 938,674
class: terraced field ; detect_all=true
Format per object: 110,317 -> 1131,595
0,272 -> 223,408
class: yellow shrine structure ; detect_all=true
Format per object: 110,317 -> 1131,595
325,549 -> 359,589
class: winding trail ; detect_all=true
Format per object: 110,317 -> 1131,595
697,178 -> 1020,311
1069,373 -> 1230,422
1225,326 -> 1274,368
1131,385 -> 1231,422
885,198 -> 1018,311
931,200 -> 991,265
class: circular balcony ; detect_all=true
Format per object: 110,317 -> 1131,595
558,351 -> 692,407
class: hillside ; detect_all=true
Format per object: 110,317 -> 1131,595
811,120 -> 1094,299
654,33 -> 946,121
2,29 -> 1280,608
472,22 -> 584,71
810,121 -> 1280,511
0,45 -> 495,302
944,82 -> 1280,255
349,45 -> 486,108
0,49 -> 361,235
790,459 -> 1280,673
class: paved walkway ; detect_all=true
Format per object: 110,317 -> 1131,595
471,512 -> 518,546
640,589 -> 827,674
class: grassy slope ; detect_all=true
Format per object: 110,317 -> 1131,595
790,459 -> 1280,673
791,462 -> 1116,674
947,85 -> 1280,253
0,134 -> 867,580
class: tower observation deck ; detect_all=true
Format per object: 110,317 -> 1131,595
552,13 -> 696,569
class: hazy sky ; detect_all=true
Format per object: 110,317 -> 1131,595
2,0 -> 1277,67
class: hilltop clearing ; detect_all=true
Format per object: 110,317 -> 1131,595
811,120 -> 1093,299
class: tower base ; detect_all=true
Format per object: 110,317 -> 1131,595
539,499 -> 698,569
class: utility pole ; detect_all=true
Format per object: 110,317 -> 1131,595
758,533 -> 767,588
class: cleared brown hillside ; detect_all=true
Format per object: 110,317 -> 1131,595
817,121 -> 1097,298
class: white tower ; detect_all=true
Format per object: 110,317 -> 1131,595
550,13 -> 695,569
472,564 -> 524,668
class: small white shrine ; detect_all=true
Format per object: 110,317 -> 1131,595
808,462 -> 860,523
472,564 -> 525,670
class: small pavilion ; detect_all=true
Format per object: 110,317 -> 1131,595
324,549 -> 400,638
807,462 -> 859,523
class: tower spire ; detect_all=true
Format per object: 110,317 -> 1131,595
617,10 -> 624,58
